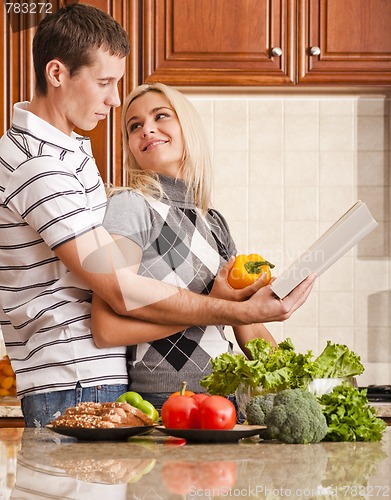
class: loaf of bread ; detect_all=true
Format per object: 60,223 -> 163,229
50,401 -> 154,428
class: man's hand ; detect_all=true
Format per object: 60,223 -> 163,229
243,273 -> 316,324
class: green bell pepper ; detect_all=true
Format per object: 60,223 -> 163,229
117,391 -> 159,421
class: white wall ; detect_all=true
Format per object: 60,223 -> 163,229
185,90 -> 391,387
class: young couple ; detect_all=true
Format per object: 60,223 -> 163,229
0,4 -> 315,426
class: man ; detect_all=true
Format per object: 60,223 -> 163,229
0,4 -> 315,427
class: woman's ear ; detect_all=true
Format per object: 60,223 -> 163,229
45,59 -> 66,89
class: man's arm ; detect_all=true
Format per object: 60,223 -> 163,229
91,293 -> 187,347
90,255 -> 270,347
54,226 -> 316,327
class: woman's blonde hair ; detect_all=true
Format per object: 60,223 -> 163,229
109,82 -> 213,213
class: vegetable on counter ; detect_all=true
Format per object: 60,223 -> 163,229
117,391 -> 159,422
266,388 -> 328,444
243,374 -> 387,444
168,386 -> 196,398
320,382 -> 387,442
161,382 -> 236,430
245,393 -> 275,427
200,337 -> 364,396
306,340 -> 365,380
227,253 -> 274,289
161,383 -> 199,429
202,337 -> 388,444
197,395 -> 236,430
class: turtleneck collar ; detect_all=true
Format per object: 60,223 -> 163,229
158,174 -> 196,208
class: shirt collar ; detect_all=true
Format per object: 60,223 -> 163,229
12,102 -> 90,153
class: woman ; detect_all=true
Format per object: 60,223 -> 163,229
91,83 -> 276,410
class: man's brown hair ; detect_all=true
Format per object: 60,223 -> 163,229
33,3 -> 130,96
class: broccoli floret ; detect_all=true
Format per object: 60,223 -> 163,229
246,394 -> 275,426
266,388 -> 328,444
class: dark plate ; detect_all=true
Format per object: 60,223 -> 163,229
46,424 -> 154,441
155,424 -> 266,443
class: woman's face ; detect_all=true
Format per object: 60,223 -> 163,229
125,91 -> 184,178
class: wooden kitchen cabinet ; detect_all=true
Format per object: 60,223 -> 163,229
143,0 -> 391,86
143,0 -> 296,85
298,0 -> 391,85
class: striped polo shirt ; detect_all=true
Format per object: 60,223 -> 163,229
0,102 -> 127,398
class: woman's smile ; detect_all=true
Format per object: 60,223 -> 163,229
142,139 -> 169,152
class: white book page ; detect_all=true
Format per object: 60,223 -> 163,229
270,201 -> 378,299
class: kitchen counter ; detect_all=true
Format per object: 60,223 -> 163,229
0,398 -> 24,429
0,398 -> 22,418
1,426 -> 390,499
373,403 -> 391,424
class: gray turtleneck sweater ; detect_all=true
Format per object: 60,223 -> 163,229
103,175 -> 236,393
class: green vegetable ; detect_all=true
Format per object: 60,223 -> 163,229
307,340 -> 364,379
117,391 -> 159,421
200,338 -> 365,396
118,390 -> 143,407
266,388 -> 328,444
246,393 -> 275,426
200,338 -> 313,396
319,382 -> 387,442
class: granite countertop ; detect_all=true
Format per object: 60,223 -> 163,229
372,403 -> 391,418
0,398 -> 23,418
1,426 -> 390,499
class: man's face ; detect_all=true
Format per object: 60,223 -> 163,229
58,48 -> 125,135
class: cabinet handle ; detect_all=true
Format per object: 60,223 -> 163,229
310,46 -> 321,56
271,47 -> 283,57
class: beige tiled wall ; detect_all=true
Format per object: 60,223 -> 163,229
186,91 -> 391,386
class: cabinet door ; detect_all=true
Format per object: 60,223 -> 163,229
0,0 -> 138,185
298,0 -> 391,85
143,0 -> 295,85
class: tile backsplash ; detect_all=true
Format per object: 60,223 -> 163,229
185,90 -> 391,387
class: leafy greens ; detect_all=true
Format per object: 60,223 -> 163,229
306,340 -> 365,379
200,338 -> 364,396
320,382 -> 387,442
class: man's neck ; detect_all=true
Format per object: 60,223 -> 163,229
28,95 -> 73,136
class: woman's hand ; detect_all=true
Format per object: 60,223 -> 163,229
209,256 -> 269,302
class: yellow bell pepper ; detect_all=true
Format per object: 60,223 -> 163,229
227,253 -> 274,289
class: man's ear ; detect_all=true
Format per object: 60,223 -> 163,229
46,59 -> 67,88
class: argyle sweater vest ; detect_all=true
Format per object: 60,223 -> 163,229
103,175 -> 236,393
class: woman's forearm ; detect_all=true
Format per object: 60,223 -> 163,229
233,323 -> 278,358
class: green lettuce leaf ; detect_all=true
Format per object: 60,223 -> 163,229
308,341 -> 364,379
200,338 -> 365,396
200,337 -> 313,395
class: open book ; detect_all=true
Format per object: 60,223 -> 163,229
270,201 -> 378,299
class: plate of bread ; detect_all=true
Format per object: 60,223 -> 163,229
47,401 -> 155,441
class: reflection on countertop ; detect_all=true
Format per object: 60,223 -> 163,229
0,426 -> 390,500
